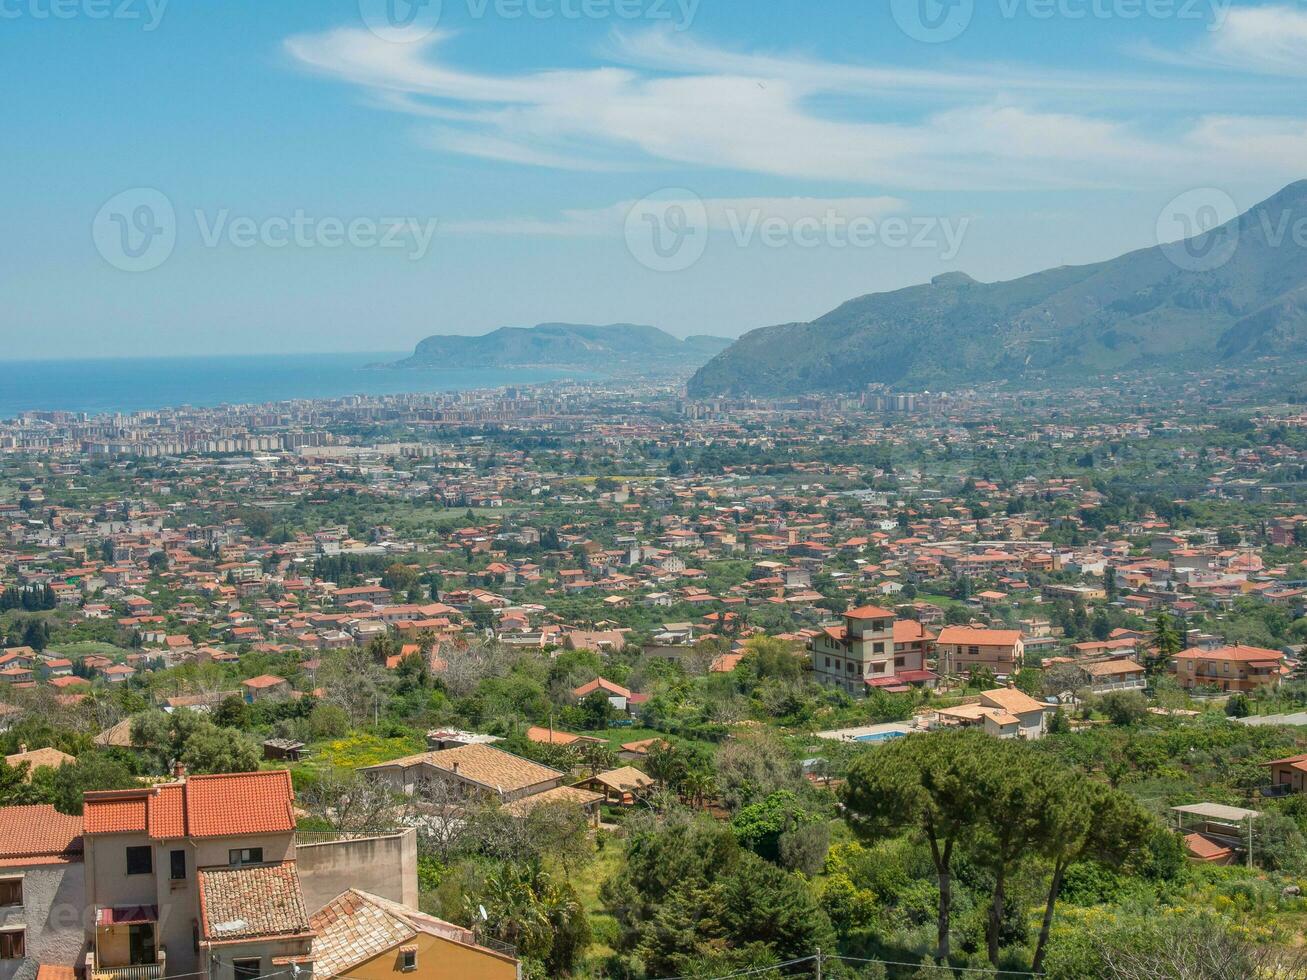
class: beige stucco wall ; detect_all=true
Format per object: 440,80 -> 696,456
296,831 -> 418,914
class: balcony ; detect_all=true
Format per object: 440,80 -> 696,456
90,959 -> 166,980
90,906 -> 165,980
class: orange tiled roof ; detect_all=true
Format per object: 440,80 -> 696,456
0,804 -> 83,866
84,770 -> 296,839
845,604 -> 895,619
1175,644 -> 1284,663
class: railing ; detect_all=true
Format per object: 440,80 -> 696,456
89,948 -> 165,980
93,965 -> 163,980
295,829 -> 405,845
476,936 -> 519,959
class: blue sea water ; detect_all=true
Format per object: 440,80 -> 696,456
0,353 -> 594,418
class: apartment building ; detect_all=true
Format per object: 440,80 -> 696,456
809,606 -> 938,696
1171,644 -> 1285,692
81,770 -> 308,980
935,627 -> 1025,679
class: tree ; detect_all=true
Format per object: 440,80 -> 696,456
715,731 -> 803,811
43,754 -> 138,815
1099,690 -> 1149,726
180,722 -> 260,774
1148,612 -> 1182,676
1030,782 -> 1153,973
841,729 -> 990,963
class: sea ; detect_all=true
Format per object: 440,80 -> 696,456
0,353 -> 596,418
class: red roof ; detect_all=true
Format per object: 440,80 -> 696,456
845,605 -> 894,620
1175,644 -> 1285,663
84,771 -> 295,839
0,804 -> 83,866
241,674 -> 288,689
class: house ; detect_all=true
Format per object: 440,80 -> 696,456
935,627 -> 1024,678
79,769 -> 417,980
360,744 -> 566,805
809,606 -> 938,696
241,675 -> 292,703
1171,645 -> 1284,692
932,686 -> 1049,740
0,804 -> 87,980
571,679 -> 631,712
4,747 -> 75,781
310,889 -> 517,980
1267,753 -> 1307,795
523,727 -> 605,749
577,767 -> 656,807
1078,659 -> 1148,694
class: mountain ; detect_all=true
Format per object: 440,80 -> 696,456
394,323 -> 731,374
688,181 -> 1307,397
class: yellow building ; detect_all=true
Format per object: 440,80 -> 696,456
311,889 -> 519,980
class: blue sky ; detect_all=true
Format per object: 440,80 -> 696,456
3,0 -> 1305,359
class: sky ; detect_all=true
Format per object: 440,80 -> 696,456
2,0 -> 1306,359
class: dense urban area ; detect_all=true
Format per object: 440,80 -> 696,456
3,370 -> 1307,979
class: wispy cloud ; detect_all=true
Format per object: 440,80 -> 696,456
1135,5 -> 1307,77
283,25 -> 1307,191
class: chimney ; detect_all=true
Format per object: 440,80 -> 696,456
451,761 -> 460,775
17,744 -> 26,754
1006,680 -> 1016,690
173,761 -> 187,780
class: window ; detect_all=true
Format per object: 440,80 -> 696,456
871,662 -> 887,674
233,959 -> 261,980
228,848 -> 264,867
400,949 -> 417,972
872,642 -> 885,653
126,846 -> 153,875
968,646 -> 980,656
0,878 -> 21,907
170,850 -> 186,881
824,657 -> 830,668
895,657 -> 905,668
0,930 -> 24,960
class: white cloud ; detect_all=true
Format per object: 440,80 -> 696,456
1204,5 -> 1307,77
283,25 -> 1307,191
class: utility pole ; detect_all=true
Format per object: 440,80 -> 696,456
815,947 -> 822,980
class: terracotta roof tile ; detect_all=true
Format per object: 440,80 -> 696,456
0,804 -> 83,865
84,770 -> 295,839
198,862 -> 310,944
362,744 -> 561,797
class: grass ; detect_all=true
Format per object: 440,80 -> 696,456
571,840 -> 624,961
295,731 -> 426,775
